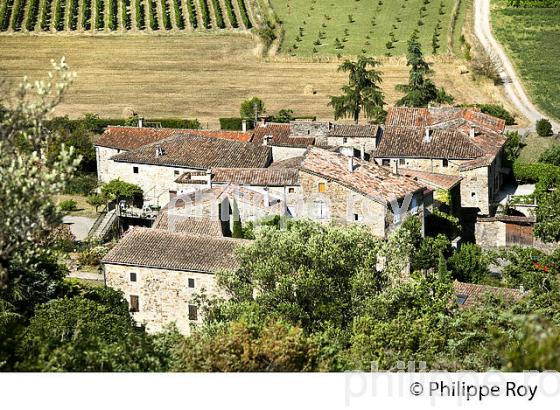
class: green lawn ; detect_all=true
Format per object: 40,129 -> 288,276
491,0 -> 560,121
271,0 -> 464,56
518,133 -> 559,164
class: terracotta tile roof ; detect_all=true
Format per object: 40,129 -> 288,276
376,126 -> 484,159
396,168 -> 462,190
95,126 -> 253,150
110,134 -> 272,169
102,227 -> 246,272
268,156 -> 304,169
210,168 -> 300,186
253,124 -> 315,147
328,124 -> 380,138
386,107 -> 506,134
152,210 -> 224,237
453,281 -> 524,308
175,171 -> 209,184
300,147 -> 425,204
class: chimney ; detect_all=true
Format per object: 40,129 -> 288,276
392,160 -> 399,176
242,119 -> 247,132
361,144 -> 366,160
138,117 -> 144,128
347,155 -> 354,173
155,145 -> 164,157
206,169 -> 212,188
263,188 -> 270,208
424,128 -> 433,143
260,117 -> 267,127
469,126 -> 476,139
263,135 -> 272,146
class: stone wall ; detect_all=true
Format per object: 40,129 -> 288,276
475,219 -> 506,248
104,263 -> 223,335
271,146 -> 308,162
290,121 -> 331,145
96,146 -> 122,183
461,166 -> 491,214
326,137 -> 377,154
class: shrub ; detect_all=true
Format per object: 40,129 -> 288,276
65,173 -> 98,195
59,199 -> 78,212
447,243 -> 490,284
536,119 -> 553,137
539,145 -> 560,166
219,117 -> 252,130
78,245 -> 108,266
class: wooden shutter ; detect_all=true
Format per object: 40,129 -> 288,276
130,295 -> 139,312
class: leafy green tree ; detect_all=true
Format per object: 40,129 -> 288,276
87,193 -> 106,212
447,243 -> 490,283
328,56 -> 386,124
240,97 -> 266,120
270,109 -> 295,123
536,119 -> 553,137
535,190 -> 560,243
503,131 -> 521,166
16,291 -> 167,371
396,34 -> 453,107
100,179 -> 143,205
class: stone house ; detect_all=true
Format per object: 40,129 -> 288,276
326,124 -> 381,156
102,227 -> 247,334
252,123 -> 314,161
374,107 -> 508,215
96,132 -> 272,206
297,147 -> 431,238
453,280 -> 524,308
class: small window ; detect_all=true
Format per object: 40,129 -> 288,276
307,130 -> 310,135
130,295 -> 139,313
442,159 -> 449,168
343,137 -> 348,144
174,170 -> 180,176
130,272 -> 137,282
456,294 -> 468,305
188,278 -> 195,288
471,192 -> 476,198
382,159 -> 390,166
188,305 -> 198,321
399,158 -> 406,165
288,187 -> 295,194
354,213 -> 361,222
133,166 -> 139,174
318,182 -> 326,193
117,149 -> 121,153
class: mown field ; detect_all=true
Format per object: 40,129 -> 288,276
0,34 -> 514,126
271,0 -> 467,56
491,0 -> 560,121
0,0 -> 254,32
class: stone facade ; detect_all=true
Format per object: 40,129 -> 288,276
326,136 -> 377,154
374,154 -> 504,215
297,172 -> 427,238
290,121 -> 331,145
271,146 -> 308,162
104,263 -> 222,334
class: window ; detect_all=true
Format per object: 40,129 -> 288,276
288,187 -> 295,194
382,159 -> 390,166
315,200 -> 329,220
471,192 -> 476,198
129,295 -> 139,313
133,166 -> 139,174
442,159 -> 449,168
130,272 -> 137,282
188,305 -> 198,321
353,213 -> 362,222
318,182 -> 326,193
456,294 -> 468,305
188,278 -> 195,288
174,170 -> 180,176
343,137 -> 348,144
399,158 -> 406,165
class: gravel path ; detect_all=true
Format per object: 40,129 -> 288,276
63,215 -> 96,241
474,0 -> 559,132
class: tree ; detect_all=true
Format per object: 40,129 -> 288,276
396,34 -> 453,107
447,244 -> 490,284
534,190 -> 560,243
503,131 -> 521,166
0,58 -> 79,287
87,193 -> 106,212
100,179 -> 143,205
240,97 -> 265,121
538,144 -> 560,166
270,109 -> 295,123
15,290 -> 168,371
328,56 -> 386,124
536,119 -> 553,137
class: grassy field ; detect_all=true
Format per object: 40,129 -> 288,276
56,194 -> 98,218
518,133 -> 559,164
0,33 -> 515,126
271,0 -> 466,56
491,0 -> 560,121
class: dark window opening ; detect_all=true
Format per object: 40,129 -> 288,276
130,272 -> 137,282
188,305 -> 198,321
174,170 -> 180,175
456,294 -> 468,305
288,187 -> 295,194
442,159 -> 449,168
188,278 -> 195,288
382,159 -> 390,166
343,137 -> 348,144
354,213 -> 360,221
133,166 -> 139,174
130,295 -> 139,312
399,158 -> 406,165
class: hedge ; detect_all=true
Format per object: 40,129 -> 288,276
122,0 -> 131,29
108,0 -> 118,30
96,0 -> 104,30
161,0 -> 171,29
135,0 -> 145,29
68,0 -> 78,30
40,0 -> 53,30
82,0 -> 92,30
25,0 -> 40,31
186,0 -> 197,28
237,0 -> 251,29
219,117 -> 253,131
173,0 -> 184,29
507,0 -> 560,7
513,161 -> 560,193
148,0 -> 158,30
53,0 -> 65,31
46,117 -> 201,133
199,0 -> 211,29
10,0 -> 25,31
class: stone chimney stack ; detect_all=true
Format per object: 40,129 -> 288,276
155,145 -> 163,157
347,155 -> 354,173
263,135 -> 272,146
242,120 -> 247,132
138,117 -> 144,128
206,169 -> 212,188
469,126 -> 476,139
424,127 -> 433,143
392,159 -> 399,176
361,145 -> 366,160
263,188 -> 270,208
